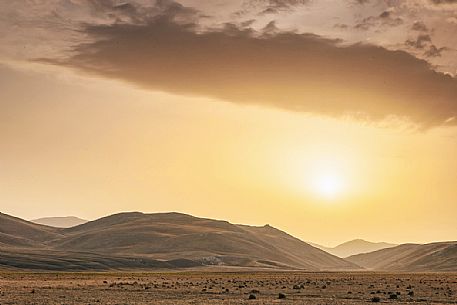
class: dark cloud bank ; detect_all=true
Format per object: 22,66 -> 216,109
49,4 -> 457,128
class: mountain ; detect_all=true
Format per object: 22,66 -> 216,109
346,241 -> 457,272
310,239 -> 397,258
0,211 -> 360,271
0,212 -> 62,248
31,216 -> 88,228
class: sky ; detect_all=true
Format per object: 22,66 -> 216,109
1,0 -> 457,246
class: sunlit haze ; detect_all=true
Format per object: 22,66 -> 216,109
1,0 -> 457,248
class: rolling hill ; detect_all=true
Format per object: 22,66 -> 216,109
346,241 -> 457,272
31,216 -> 88,228
3,211 -> 456,272
310,239 -> 397,258
0,212 -> 359,271
0,213 -> 62,248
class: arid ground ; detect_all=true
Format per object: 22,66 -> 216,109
0,272 -> 456,305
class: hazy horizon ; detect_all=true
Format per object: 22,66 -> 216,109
5,209 -> 452,248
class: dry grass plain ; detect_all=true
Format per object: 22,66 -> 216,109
0,272 -> 456,305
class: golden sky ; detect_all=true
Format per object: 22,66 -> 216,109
1,0 -> 457,246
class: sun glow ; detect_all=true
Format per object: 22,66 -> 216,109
290,149 -> 356,202
278,142 -> 360,203
311,170 -> 346,199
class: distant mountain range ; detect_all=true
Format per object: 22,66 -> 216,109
31,216 -> 88,228
0,212 -> 358,271
309,239 -> 397,258
346,242 -> 457,272
1,211 -> 456,272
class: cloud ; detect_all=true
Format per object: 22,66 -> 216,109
80,0 -> 200,24
2,1 -> 457,75
425,45 -> 446,57
411,21 -> 428,32
354,10 -> 403,31
40,8 -> 457,128
248,0 -> 309,10
406,34 -> 432,49
422,0 -> 457,10
430,0 -> 457,4
405,34 -> 447,58
2,1 -> 455,128
234,0 -> 309,17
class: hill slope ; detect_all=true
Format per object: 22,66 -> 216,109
312,239 -> 397,258
346,241 -> 457,271
53,212 -> 359,270
0,213 -> 62,248
31,216 -> 88,228
0,212 -> 359,271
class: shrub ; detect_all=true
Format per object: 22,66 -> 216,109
371,296 -> 381,302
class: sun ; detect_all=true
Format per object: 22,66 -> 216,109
311,171 -> 345,199
282,149 -> 355,201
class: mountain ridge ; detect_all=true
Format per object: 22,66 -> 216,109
0,211 -> 359,271
346,241 -> 457,272
3,211 -> 456,272
31,216 -> 88,228
0,212 -> 62,248
310,239 -> 397,258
